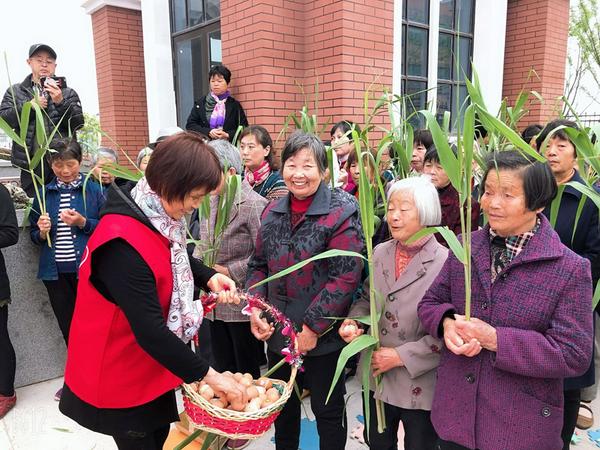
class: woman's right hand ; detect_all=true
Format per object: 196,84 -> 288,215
339,319 -> 363,343
249,307 -> 274,341
202,368 -> 248,405
37,213 -> 51,240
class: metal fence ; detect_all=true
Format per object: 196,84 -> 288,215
566,114 -> 600,127
0,130 -> 12,150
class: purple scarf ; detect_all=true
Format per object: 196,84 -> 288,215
209,91 -> 230,129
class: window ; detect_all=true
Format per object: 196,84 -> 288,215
170,0 -> 222,126
436,0 -> 474,127
399,0 -> 476,130
401,0 -> 430,128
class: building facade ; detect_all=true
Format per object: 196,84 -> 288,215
81,0 -> 569,162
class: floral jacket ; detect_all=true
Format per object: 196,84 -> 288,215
246,182 -> 365,356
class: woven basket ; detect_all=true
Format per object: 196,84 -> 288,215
182,295 -> 299,440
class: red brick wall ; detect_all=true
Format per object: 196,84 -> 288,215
221,0 -> 394,163
91,6 -> 148,166
502,0 -> 569,125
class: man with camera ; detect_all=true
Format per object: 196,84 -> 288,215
0,44 -> 84,196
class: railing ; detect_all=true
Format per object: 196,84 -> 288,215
566,114 -> 600,127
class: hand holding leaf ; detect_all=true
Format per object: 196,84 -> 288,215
338,319 -> 363,343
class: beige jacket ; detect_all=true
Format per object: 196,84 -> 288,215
349,236 -> 448,410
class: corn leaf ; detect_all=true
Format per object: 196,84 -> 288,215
420,110 -> 461,191
19,102 -> 32,144
571,194 -> 587,246
593,281 -> 600,310
409,226 -> 466,263
248,249 -> 366,291
326,334 -> 377,404
0,115 -> 23,146
548,185 -> 565,229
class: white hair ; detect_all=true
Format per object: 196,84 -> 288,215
386,176 -> 442,226
92,147 -> 118,165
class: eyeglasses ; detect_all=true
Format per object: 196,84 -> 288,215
32,57 -> 56,66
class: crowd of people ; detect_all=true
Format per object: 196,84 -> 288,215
0,43 -> 598,450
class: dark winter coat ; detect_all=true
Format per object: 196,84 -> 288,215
185,95 -> 248,143
418,214 -> 593,450
246,182 -> 365,356
0,75 -> 84,191
0,184 -> 18,302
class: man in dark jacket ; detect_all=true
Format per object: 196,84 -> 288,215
0,44 -> 84,196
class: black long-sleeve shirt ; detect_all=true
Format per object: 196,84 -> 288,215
0,184 -> 18,302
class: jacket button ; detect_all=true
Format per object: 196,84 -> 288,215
465,374 -> 475,384
388,295 -> 396,302
481,302 -> 488,310
541,407 -> 551,417
501,273 -> 508,279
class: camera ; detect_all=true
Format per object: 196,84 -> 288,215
40,76 -> 67,90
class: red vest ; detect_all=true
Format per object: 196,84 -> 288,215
64,214 -> 182,408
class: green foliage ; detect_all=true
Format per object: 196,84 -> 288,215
76,113 -> 102,156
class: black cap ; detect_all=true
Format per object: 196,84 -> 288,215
28,44 -> 57,60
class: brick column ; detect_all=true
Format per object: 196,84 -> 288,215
221,0 -> 393,163
84,1 -> 148,166
502,0 -> 569,125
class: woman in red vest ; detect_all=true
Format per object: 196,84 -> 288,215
59,132 -> 247,450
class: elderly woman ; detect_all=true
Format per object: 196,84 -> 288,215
247,131 -> 365,450
340,176 -> 448,450
59,133 -> 247,450
91,147 -> 119,187
330,120 -> 361,192
239,125 -> 287,201
136,147 -> 153,173
418,151 -> 594,450
186,65 -> 248,142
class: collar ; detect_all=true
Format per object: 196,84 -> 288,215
489,217 -> 540,261
271,181 -> 331,215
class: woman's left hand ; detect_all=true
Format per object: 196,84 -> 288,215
453,315 -> 498,352
371,347 -> 403,377
297,324 -> 318,354
207,273 -> 240,304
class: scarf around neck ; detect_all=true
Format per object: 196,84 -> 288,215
206,91 -> 230,129
56,173 -> 83,190
245,160 -> 271,187
130,177 -> 203,343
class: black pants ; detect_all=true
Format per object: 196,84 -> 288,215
209,320 -> 261,378
267,349 -> 347,450
562,388 -> 581,450
437,439 -> 476,450
112,425 -> 170,450
0,305 -> 16,397
365,390 -> 437,450
43,273 -> 78,345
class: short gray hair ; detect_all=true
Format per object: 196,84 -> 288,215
136,147 -> 153,167
387,176 -> 442,226
208,139 -> 242,174
92,147 -> 118,165
281,131 -> 327,174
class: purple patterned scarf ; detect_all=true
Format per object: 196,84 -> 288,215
208,91 -> 230,129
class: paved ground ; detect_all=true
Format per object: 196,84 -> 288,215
1,375 -> 599,449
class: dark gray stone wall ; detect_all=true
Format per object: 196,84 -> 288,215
4,210 -> 66,387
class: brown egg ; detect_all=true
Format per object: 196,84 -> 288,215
260,398 -> 274,409
242,373 -> 254,381
209,398 -> 226,409
266,387 -> 280,402
256,377 -> 273,390
223,371 -> 233,377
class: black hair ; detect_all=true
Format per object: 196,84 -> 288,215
423,144 -> 457,165
49,137 -> 82,163
521,124 -> 543,147
413,129 -> 433,149
208,64 -> 232,84
239,125 -> 274,166
330,120 -> 361,139
281,131 -> 328,174
482,151 -> 557,211
535,119 -> 579,154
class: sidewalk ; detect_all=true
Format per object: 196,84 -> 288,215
1,376 -> 599,449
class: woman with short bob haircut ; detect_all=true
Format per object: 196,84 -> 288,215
341,176 -> 448,450
418,150 -> 593,450
60,132 -> 247,450
247,131 -> 365,450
